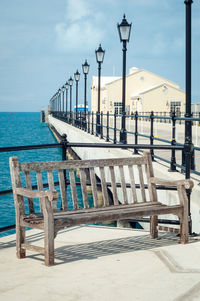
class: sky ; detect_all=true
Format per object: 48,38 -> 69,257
0,0 -> 199,112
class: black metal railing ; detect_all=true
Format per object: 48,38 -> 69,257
50,110 -> 199,176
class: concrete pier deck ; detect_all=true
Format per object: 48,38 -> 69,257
1,226 -> 200,301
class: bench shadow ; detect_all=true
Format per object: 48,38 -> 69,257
1,226 -> 198,266
29,230 -> 197,266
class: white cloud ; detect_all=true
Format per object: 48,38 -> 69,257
55,0 -> 104,53
65,0 -> 91,22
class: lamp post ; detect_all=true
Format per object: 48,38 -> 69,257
117,14 -> 132,144
82,59 -> 90,130
68,77 -> 73,123
184,0 -> 193,234
95,44 -> 105,135
65,81 -> 69,121
74,70 -> 80,126
56,91 -> 59,115
62,85 -> 65,115
59,88 -> 61,115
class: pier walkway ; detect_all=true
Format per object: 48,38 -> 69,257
1,226 -> 200,300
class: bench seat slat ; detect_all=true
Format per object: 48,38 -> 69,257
20,202 -> 182,228
54,204 -> 182,228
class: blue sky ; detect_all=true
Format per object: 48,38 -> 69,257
0,0 -> 199,112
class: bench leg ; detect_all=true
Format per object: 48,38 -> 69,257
150,215 -> 158,239
179,212 -> 189,244
44,214 -> 55,266
16,223 -> 26,259
177,187 -> 189,244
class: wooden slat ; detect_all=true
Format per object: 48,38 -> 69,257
47,171 -> 57,211
128,165 -> 138,203
144,152 -> 157,202
119,166 -> 128,205
89,167 -> 98,208
25,171 -> 34,214
79,168 -> 89,209
109,166 -> 119,205
137,165 -> 146,202
69,169 -> 78,210
54,204 -> 183,228
20,157 -> 148,172
58,170 -> 68,211
99,167 -> 109,207
21,243 -> 45,253
47,171 -> 55,190
36,171 -> 43,211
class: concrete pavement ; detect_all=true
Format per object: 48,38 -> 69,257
1,226 -> 200,301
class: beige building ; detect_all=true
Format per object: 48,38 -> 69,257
91,67 -> 185,115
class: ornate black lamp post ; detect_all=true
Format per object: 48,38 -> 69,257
62,85 -> 65,115
184,0 -> 193,234
117,14 -> 132,144
95,44 -> 105,135
59,88 -> 62,115
74,70 -> 80,125
65,81 -> 69,120
82,59 -> 90,130
68,77 -> 73,123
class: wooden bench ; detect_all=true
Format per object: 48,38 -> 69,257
9,152 -> 193,266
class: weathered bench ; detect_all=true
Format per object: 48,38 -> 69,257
9,152 -> 193,266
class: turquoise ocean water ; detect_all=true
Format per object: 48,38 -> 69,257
0,112 -> 116,237
0,112 -> 62,236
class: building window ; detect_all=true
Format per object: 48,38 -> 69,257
170,101 -> 181,116
114,102 -> 122,114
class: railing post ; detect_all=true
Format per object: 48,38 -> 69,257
96,111 -> 98,136
134,111 -> 138,154
169,111 -> 177,172
106,111 -> 109,142
88,112 -> 90,134
61,134 -> 68,161
92,112 -> 94,135
100,112 -> 103,139
150,111 -> 155,160
114,112 -> 117,144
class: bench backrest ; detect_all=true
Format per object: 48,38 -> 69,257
9,151 -> 157,215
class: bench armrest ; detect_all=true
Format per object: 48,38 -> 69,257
15,188 -> 59,202
150,177 -> 194,189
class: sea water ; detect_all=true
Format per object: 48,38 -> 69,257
0,112 -> 62,236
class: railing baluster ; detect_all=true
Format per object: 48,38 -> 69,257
134,111 -> 138,154
100,111 -> 103,139
169,111 -> 177,172
114,112 -> 117,144
91,112 -> 94,135
150,111 -> 155,160
106,111 -> 109,142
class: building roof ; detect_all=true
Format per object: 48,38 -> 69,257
92,76 -> 120,88
130,82 -> 184,99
